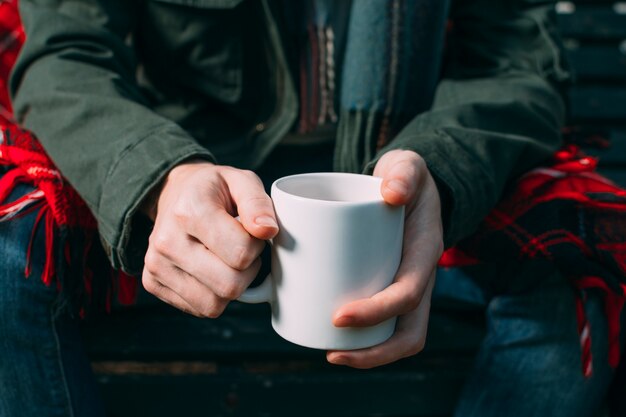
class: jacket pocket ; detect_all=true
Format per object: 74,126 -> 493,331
140,0 -> 248,103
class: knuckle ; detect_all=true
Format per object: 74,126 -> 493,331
404,296 -> 421,313
217,281 -> 245,300
141,273 -> 160,295
151,232 -> 172,255
172,203 -> 192,224
410,159 -> 426,179
398,154 -> 425,180
187,310 -> 205,319
245,195 -> 271,209
240,169 -> 260,182
403,150 -> 424,166
404,283 -> 423,312
229,244 -> 257,270
408,338 -> 426,356
218,165 -> 236,175
406,296 -> 421,313
199,167 -> 221,186
201,300 -> 228,319
143,250 -> 160,276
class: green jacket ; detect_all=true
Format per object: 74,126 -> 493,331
10,0 -> 569,274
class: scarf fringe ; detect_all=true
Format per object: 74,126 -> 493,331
1,126 -> 137,318
334,107 -> 384,173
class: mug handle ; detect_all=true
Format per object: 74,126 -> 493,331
237,273 -> 273,304
233,215 -> 274,304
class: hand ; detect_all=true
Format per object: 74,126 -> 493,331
141,161 -> 279,317
327,150 -> 443,368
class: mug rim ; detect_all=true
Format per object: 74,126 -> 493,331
271,172 -> 386,207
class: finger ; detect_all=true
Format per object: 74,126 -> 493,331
374,151 -> 426,207
156,231 -> 263,300
333,255 -> 436,327
333,212 -> 441,328
144,245 -> 235,318
335,152 -> 442,328
175,207 -> 266,271
327,274 -> 434,369
142,269 -> 203,317
221,168 -> 278,240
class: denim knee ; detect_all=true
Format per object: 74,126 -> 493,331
0,184 -> 58,343
454,266 -> 620,417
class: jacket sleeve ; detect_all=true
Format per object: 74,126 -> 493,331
365,0 -> 570,247
10,0 -> 215,273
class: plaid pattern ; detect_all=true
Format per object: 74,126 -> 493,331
439,145 -> 626,376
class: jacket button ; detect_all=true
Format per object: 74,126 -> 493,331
255,123 -> 266,132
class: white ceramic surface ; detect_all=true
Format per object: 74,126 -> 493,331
238,172 -> 404,350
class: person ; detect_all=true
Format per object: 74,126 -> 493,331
0,0 -> 624,416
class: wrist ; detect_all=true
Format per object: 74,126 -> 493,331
139,159 -> 215,221
139,183 -> 161,221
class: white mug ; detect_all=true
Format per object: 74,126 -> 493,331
238,172 -> 404,350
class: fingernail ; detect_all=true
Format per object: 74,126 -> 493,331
334,314 -> 354,327
330,355 -> 348,365
254,215 -> 278,229
387,179 -> 408,195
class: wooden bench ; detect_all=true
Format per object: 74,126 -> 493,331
81,2 -> 626,416
82,298 -> 485,417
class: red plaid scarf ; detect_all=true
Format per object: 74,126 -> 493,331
1,0 -> 625,376
439,146 -> 626,377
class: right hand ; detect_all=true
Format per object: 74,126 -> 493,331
141,161 -> 278,317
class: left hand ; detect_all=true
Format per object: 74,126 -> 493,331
327,149 -> 443,368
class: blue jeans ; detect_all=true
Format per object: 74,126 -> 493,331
0,183 -> 105,417
1,182 -> 624,417
434,266 -> 625,417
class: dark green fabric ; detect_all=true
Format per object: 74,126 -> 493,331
10,0 -> 569,273
363,0 -> 570,245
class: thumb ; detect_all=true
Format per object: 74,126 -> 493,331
222,170 -> 279,240
374,150 -> 424,206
